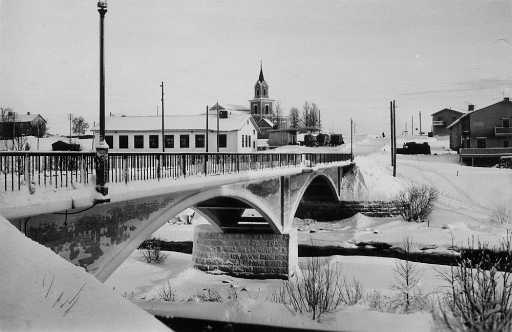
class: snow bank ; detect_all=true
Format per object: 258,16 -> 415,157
340,154 -> 406,201
0,215 -> 170,332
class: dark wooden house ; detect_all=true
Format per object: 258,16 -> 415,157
448,97 -> 512,166
431,108 -> 465,136
0,112 -> 47,138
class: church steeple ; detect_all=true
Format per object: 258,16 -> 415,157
258,62 -> 265,82
250,61 -> 274,120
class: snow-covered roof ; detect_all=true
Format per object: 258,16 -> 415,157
0,113 -> 46,123
447,98 -> 512,129
430,108 -> 464,117
94,113 -> 254,132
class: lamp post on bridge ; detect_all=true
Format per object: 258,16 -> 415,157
95,0 -> 109,198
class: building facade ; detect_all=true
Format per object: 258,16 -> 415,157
430,108 -> 465,136
448,97 -> 512,165
0,112 -> 47,138
93,112 -> 258,153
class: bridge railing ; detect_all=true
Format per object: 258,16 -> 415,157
0,151 -> 352,192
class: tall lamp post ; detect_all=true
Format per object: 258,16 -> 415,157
96,1 -> 109,197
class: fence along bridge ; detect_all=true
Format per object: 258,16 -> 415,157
1,151 -> 353,280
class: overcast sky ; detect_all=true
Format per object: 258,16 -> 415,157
2,0 -> 512,135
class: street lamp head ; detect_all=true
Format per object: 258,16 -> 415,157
97,1 -> 107,13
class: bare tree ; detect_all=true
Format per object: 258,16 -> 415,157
289,107 -> 300,129
301,101 -> 321,129
72,116 -> 89,135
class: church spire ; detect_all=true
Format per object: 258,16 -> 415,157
258,60 -> 265,82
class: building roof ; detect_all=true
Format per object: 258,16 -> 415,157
431,108 -> 464,117
258,63 -> 265,82
447,98 -> 512,129
0,113 -> 46,123
93,113 -> 255,133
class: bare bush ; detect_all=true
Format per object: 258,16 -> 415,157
437,235 -> 512,331
395,184 -> 438,222
491,205 -> 511,225
274,258 -> 359,321
340,277 -> 363,305
390,238 -> 428,313
159,282 -> 176,302
141,239 -> 167,264
195,288 -> 223,302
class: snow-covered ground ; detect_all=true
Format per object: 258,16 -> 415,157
107,250 -> 438,332
4,133 -> 511,331
0,215 -> 169,332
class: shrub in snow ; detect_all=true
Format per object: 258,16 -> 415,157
395,184 -> 438,222
195,288 -> 223,303
390,238 -> 429,313
140,239 -> 167,264
274,258 -> 360,321
437,235 -> 512,332
158,282 -> 176,302
490,205 -> 511,225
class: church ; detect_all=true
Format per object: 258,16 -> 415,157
93,64 -> 287,152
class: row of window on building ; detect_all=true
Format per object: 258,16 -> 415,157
105,134 -> 227,149
242,134 -> 253,148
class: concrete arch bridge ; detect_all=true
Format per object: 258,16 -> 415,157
3,152 -> 353,281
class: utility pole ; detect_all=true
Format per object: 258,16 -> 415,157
419,111 -> 422,135
216,101 -> 220,153
69,113 -> 72,143
411,115 -> 414,136
394,101 -> 397,176
350,118 -> 354,161
160,82 -> 165,152
390,101 -> 393,166
205,105 -> 209,153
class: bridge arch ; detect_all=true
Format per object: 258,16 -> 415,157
94,187 -> 281,281
286,172 -> 340,230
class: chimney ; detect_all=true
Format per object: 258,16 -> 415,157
468,104 -> 474,112
505,97 -> 510,102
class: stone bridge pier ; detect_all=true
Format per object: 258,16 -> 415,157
7,163 -> 353,281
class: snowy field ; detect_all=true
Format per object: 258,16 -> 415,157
2,134 -> 512,331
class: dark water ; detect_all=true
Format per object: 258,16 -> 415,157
155,316 -> 338,332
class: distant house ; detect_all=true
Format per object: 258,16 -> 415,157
0,112 -> 47,138
268,128 -> 297,147
431,108 -> 465,136
448,97 -> 512,166
93,110 -> 258,153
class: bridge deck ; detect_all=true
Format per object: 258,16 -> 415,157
0,157 -> 352,220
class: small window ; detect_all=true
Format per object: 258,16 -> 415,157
505,141 -> 510,148
195,134 -> 205,148
253,105 -> 257,113
149,135 -> 159,148
503,119 -> 511,128
180,135 -> 189,148
477,138 -> 486,148
119,135 -> 128,149
105,135 -> 114,149
164,135 -> 174,148
253,141 -> 255,149
248,135 -> 251,147
265,105 -> 269,114
263,88 -> 267,95
219,134 -> 227,148
134,135 -> 144,149
256,88 -> 260,97
241,135 -> 245,148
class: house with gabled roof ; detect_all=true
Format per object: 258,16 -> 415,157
448,97 -> 512,166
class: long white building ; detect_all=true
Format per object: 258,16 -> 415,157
93,110 -> 258,153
